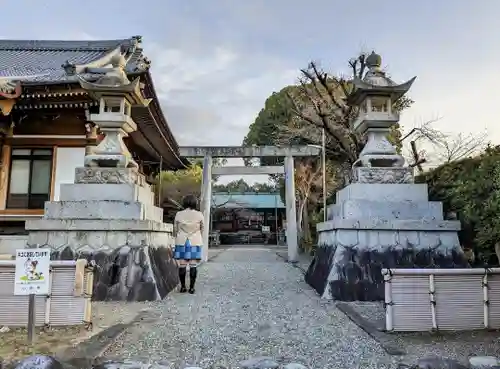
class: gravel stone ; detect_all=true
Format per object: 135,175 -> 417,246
469,356 -> 500,368
239,356 -> 279,369
94,360 -> 170,369
13,355 -> 63,369
105,247 -> 401,368
0,326 -> 10,333
283,363 -> 308,369
414,357 -> 468,369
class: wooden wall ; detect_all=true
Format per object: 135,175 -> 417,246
0,110 -> 89,215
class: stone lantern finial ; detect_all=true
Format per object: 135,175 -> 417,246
365,51 -> 382,69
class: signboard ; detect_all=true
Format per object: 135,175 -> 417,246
14,249 -> 50,296
262,226 -> 270,233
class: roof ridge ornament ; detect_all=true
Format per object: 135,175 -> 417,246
75,53 -> 152,107
0,79 -> 21,99
0,72 -> 50,99
88,53 -> 131,86
62,36 -> 151,76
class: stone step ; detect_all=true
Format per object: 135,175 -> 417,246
336,183 -> 429,202
59,183 -> 154,204
327,200 -> 443,221
25,219 -> 172,232
317,218 -> 461,232
27,229 -> 173,253
44,200 -> 163,222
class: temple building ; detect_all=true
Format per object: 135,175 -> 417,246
211,192 -> 286,245
0,36 -> 187,250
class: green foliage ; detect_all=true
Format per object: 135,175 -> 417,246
243,86 -> 299,166
244,89 -> 290,147
158,165 -> 202,208
213,178 -> 277,193
388,123 -> 403,153
415,145 -> 500,265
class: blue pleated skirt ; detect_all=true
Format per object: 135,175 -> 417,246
174,239 -> 202,260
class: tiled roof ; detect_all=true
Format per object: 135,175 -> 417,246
0,37 -> 146,83
0,36 -> 188,169
213,192 -> 285,209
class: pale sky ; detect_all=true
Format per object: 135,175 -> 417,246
1,0 -> 498,183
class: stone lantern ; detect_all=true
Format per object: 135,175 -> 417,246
347,51 -> 416,182
25,53 -> 176,302
305,51 -> 466,302
77,54 -> 152,168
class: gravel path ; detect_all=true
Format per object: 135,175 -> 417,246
105,247 -> 401,368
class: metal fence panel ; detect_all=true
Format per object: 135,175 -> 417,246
384,268 -> 500,332
0,260 -> 93,327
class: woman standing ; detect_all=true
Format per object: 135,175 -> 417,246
173,195 -> 204,294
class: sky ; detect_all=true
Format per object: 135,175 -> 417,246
1,0 -> 499,183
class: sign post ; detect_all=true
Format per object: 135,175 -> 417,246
14,248 -> 51,345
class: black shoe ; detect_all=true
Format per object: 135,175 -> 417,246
180,286 -> 187,293
188,288 -> 195,294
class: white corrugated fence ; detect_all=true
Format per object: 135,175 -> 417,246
0,259 -> 94,327
383,268 -> 500,332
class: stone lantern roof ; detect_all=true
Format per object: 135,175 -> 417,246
347,51 -> 416,106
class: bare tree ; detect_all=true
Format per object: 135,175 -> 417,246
399,118 -> 444,173
294,158 -> 339,248
279,59 -> 362,167
399,117 -> 488,169
432,131 -> 488,164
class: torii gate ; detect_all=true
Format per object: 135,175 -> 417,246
179,145 -> 321,262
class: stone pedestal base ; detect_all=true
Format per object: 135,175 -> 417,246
26,219 -> 177,301
305,225 -> 468,301
25,167 -> 178,302
305,180 -> 468,301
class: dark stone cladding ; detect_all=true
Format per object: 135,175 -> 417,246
305,244 -> 469,301
51,245 -> 179,301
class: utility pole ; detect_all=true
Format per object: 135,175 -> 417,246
322,128 -> 327,222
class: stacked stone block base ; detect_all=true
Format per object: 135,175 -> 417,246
305,177 -> 468,301
25,167 -> 178,302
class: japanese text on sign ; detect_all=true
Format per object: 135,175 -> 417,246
14,249 -> 51,296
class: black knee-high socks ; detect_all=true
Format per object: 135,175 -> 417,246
179,265 -> 197,293
189,266 -> 197,292
178,266 -> 187,291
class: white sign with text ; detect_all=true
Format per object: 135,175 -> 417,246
14,249 -> 51,295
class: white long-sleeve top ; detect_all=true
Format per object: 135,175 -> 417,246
174,208 -> 204,246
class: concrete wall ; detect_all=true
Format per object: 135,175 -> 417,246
0,235 -> 27,255
53,147 -> 85,201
